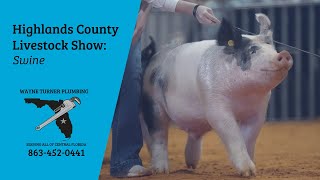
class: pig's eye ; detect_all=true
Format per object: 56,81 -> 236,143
249,46 -> 259,54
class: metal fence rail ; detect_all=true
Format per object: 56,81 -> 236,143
142,2 -> 320,121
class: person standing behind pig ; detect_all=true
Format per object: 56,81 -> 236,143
110,0 -> 220,177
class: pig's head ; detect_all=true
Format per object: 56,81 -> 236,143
216,13 -> 293,91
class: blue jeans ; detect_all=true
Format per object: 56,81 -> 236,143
110,40 -> 143,177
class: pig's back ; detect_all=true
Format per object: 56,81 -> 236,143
144,40 -> 218,95
171,40 -> 217,90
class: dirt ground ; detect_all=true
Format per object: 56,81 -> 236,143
100,120 -> 320,180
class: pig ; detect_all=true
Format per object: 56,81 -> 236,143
140,14 -> 293,177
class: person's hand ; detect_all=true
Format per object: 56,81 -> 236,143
195,6 -> 220,25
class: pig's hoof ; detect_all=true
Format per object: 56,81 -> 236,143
237,160 -> 256,177
186,157 -> 200,169
186,163 -> 197,169
240,169 -> 256,177
152,160 -> 169,174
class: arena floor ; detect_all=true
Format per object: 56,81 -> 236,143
100,120 -> 320,180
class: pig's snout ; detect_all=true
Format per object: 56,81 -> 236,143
273,50 -> 293,70
277,51 -> 292,62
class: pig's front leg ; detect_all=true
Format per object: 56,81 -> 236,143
239,115 -> 265,161
240,100 -> 269,160
207,107 -> 256,177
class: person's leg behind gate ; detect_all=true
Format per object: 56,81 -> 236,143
110,39 -> 151,178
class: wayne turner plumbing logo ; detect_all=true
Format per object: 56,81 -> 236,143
25,97 -> 81,139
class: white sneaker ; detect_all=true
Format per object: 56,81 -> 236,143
127,165 -> 152,177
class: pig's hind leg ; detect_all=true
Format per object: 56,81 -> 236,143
206,108 -> 256,177
185,135 -> 202,169
141,94 -> 170,174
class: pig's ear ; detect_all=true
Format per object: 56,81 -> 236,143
217,18 -> 242,49
256,13 -> 273,44
255,13 -> 271,35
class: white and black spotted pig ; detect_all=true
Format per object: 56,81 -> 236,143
140,14 -> 293,177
